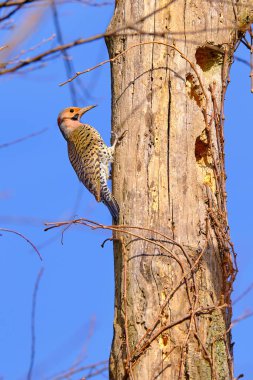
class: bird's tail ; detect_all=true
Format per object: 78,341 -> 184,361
101,185 -> 120,224
103,195 -> 120,224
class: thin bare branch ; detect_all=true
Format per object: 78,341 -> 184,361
0,35 -> 104,74
231,310 -> 253,327
7,34 -> 56,65
0,0 -> 112,6
51,0 -> 79,104
27,268 -> 44,380
85,365 -> 108,379
0,2 -> 23,21
49,360 -> 108,380
233,281 -> 253,305
1,4 -> 47,63
48,316 -> 96,380
234,55 -> 251,66
0,0 -> 237,76
0,0 -> 37,7
58,40 -> 208,112
0,228 -> 42,260
0,128 -> 48,149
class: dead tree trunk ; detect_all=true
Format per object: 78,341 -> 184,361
106,2 -> 253,379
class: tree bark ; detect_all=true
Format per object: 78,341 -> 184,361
106,2 -> 253,379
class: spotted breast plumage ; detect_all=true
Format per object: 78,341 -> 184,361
57,105 -> 120,223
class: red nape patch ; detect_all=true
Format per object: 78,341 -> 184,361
57,116 -> 61,126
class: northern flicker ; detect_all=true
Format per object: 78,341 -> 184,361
57,105 -> 120,223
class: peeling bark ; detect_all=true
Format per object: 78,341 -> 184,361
106,1 -> 253,379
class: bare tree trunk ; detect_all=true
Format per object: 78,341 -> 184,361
106,2 -> 253,379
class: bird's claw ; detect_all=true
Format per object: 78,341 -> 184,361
111,130 -> 128,145
119,130 -> 128,142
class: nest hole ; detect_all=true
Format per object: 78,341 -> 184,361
196,45 -> 224,72
195,135 -> 209,162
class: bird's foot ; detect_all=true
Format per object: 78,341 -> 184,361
118,129 -> 128,143
111,130 -> 128,148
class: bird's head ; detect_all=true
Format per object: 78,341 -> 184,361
57,105 -> 97,138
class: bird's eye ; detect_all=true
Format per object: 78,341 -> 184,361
70,109 -> 74,113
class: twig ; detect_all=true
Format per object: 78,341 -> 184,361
27,268 -> 44,380
240,36 -> 251,50
51,0 -> 78,104
233,281 -> 253,305
0,128 -> 47,149
0,35 -> 104,74
50,316 -> 96,380
231,310 -> 253,328
0,0 -> 236,76
234,55 -> 251,66
45,219 -> 186,272
0,227 -> 42,260
1,27 -> 237,79
0,0 -> 112,5
7,34 -> 56,65
59,40 -> 208,111
1,5 -> 47,65
0,0 -> 36,7
0,2 -> 23,21
84,365 -> 108,379
48,360 -> 108,380
235,375 -> 244,380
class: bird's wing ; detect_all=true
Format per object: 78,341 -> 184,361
68,139 -> 101,202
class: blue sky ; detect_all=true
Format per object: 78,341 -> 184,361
0,2 -> 252,379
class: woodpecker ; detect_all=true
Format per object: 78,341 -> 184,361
57,105 -> 120,223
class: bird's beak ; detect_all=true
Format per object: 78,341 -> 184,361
79,105 -> 97,117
